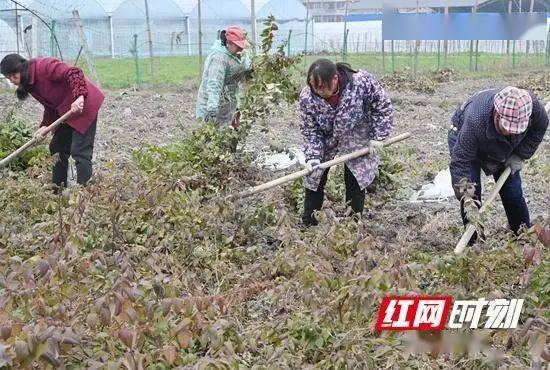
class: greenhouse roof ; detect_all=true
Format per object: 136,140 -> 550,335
257,0 -> 308,21
243,0 -> 271,10
172,0 -> 196,14
26,0 -> 108,19
10,0 -> 191,18
112,0 -> 186,19
189,0 -> 250,20
96,0 -> 125,14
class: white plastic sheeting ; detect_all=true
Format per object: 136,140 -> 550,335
410,168 -> 456,202
255,149 -> 306,171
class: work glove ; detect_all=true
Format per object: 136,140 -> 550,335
229,68 -> 254,83
305,158 -> 324,178
242,68 -> 254,81
203,111 -> 217,123
462,195 -> 485,245
454,177 -> 476,200
505,154 -> 524,175
462,194 -> 481,225
455,179 -> 484,238
455,178 -> 480,222
368,140 -> 384,156
456,178 -> 484,244
231,110 -> 241,129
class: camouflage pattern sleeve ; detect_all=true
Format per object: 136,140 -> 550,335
299,88 -> 325,161
203,53 -> 227,115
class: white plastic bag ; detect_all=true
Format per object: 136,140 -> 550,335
410,168 -> 455,202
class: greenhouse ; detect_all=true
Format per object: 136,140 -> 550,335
24,0 -> 111,59
3,0 -> 542,59
0,18 -> 18,59
111,0 -> 189,58
0,0 -> 319,58
188,0 -> 251,55
256,0 -> 312,54
0,0 -> 192,59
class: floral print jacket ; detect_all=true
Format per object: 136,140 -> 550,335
299,70 -> 394,191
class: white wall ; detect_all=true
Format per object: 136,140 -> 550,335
312,19 -> 550,54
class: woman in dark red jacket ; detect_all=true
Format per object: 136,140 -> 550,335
1,54 -> 104,187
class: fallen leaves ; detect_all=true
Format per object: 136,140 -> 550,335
534,223 -> 550,248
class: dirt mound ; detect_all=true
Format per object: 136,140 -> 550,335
517,71 -> 550,98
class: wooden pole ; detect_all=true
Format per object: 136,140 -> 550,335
74,46 -> 84,67
250,0 -> 257,54
391,39 -> 395,72
506,0 -> 512,61
473,1 -> 478,71
14,2 -> 20,54
109,15 -> 115,58
31,15 -> 38,57
304,0 -> 309,53
454,167 -> 512,255
228,133 -> 411,200
185,17 -> 191,56
0,111 -> 73,169
144,0 -> 156,83
198,0 -> 203,77
72,11 -> 101,88
382,38 -> 386,74
468,1 -> 477,72
414,0 -> 419,74
342,0 -> 348,59
518,0 -> 522,66
443,3 -> 448,67
526,0 -> 534,55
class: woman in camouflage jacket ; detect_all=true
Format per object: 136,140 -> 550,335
195,26 -> 251,127
299,59 -> 394,226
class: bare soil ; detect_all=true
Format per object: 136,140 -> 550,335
1,69 -> 548,251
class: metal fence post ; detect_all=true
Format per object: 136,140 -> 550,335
133,34 -> 142,89
287,29 -> 292,56
391,40 -> 395,73
382,39 -> 386,74
437,40 -> 441,70
342,28 -> 349,62
475,40 -> 479,71
50,20 -> 57,57
512,40 -> 516,68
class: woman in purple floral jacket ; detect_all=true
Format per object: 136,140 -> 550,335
300,59 -> 394,226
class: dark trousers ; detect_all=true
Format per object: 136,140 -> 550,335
302,165 -> 365,225
49,120 -> 97,187
461,162 -> 530,235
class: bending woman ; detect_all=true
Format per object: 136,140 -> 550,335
1,54 -> 104,188
299,59 -> 394,226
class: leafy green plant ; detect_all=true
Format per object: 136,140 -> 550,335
0,108 -> 49,170
133,123 -> 251,189
134,16 -> 302,193
236,15 -> 303,141
0,19 -> 547,370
